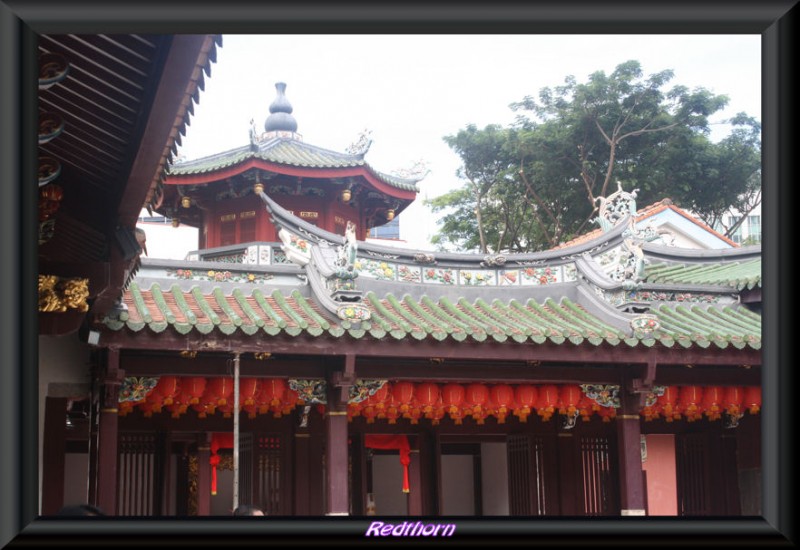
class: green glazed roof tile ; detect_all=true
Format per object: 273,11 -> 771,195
168,138 -> 420,192
103,285 -> 760,350
645,259 -> 761,289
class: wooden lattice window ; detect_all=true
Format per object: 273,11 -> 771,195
579,435 -> 617,516
256,435 -> 283,515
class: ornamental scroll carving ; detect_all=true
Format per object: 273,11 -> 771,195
38,275 -> 90,313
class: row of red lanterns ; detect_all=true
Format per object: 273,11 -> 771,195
118,377 -> 298,419
117,377 -> 761,425
345,383 -> 761,425
641,385 -> 761,422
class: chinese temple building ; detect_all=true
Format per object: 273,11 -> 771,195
40,81 -> 761,519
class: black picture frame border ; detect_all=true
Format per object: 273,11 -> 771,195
1,1 -> 795,546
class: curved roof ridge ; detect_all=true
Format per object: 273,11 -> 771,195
261,189 -> 629,266
643,242 -> 761,262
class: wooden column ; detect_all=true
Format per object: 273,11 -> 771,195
96,348 -> 123,515
407,447 -> 422,515
350,433 -> 366,516
41,397 -> 68,515
616,385 -> 646,516
417,429 -> 437,515
325,355 -> 354,516
325,407 -> 350,515
197,433 -> 211,516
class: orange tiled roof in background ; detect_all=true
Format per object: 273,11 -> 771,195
551,198 -> 738,250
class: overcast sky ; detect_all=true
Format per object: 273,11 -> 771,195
175,34 -> 761,250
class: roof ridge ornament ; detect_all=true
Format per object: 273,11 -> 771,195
249,118 -> 260,150
391,159 -> 430,181
346,129 -> 373,157
593,182 -> 661,290
264,82 -> 300,139
594,181 -> 638,232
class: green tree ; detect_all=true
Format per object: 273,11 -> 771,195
431,61 -> 760,252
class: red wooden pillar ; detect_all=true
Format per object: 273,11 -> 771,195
41,397 -> 68,514
325,409 -> 349,515
96,348 -> 124,515
325,356 -> 353,516
197,433 -> 211,516
407,447 -> 422,515
616,386 -> 646,516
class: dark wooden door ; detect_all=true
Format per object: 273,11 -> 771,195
507,434 -> 556,515
576,434 -> 619,516
117,432 -> 167,515
676,432 -> 712,515
254,432 -> 288,515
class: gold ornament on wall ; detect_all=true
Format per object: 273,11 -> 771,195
38,275 -> 89,313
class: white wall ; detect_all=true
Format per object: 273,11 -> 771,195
440,455 -> 475,515
63,453 -> 90,507
480,442 -> 509,515
371,454 -> 408,515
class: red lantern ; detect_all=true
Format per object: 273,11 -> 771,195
118,401 -> 136,417
442,384 -> 465,417
491,384 -> 515,424
218,403 -> 234,418
406,407 -> 423,425
144,388 -> 164,414
702,386 -> 724,421
744,386 -> 761,414
429,407 -> 445,425
181,377 -> 207,405
513,385 -> 538,423
154,376 -> 180,406
138,400 -> 158,417
347,401 -> 362,422
597,405 -> 616,423
536,385 -> 559,422
558,385 -> 582,416
278,388 -> 300,417
166,402 -> 187,418
366,383 -> 391,412
678,386 -> 704,422
384,394 -> 401,424
257,379 -> 286,414
578,393 -> 596,422
723,386 -> 744,418
465,384 -> 489,419
243,403 -> 258,419
362,405 -> 378,424
207,377 -> 234,407
416,383 -> 439,415
191,402 -> 212,418
392,382 -> 415,413
239,378 -> 260,407
656,386 -> 680,421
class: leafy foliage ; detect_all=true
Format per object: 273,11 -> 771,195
429,60 -> 761,252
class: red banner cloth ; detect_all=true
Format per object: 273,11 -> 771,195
209,433 -> 234,495
364,435 -> 411,493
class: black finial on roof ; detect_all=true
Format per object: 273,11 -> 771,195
265,82 -> 298,133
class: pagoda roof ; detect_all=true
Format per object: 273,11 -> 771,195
166,135 -> 421,194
